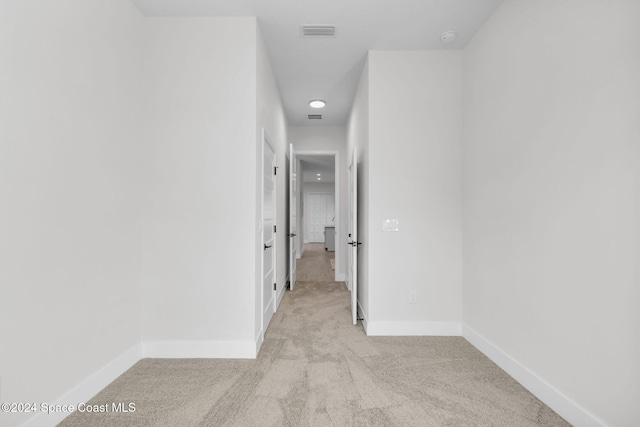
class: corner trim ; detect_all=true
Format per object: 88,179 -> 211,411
255,330 -> 264,357
462,325 -> 605,427
365,321 -> 461,336
357,299 -> 368,333
23,344 -> 142,427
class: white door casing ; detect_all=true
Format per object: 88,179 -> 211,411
295,150 -> 341,282
348,146 -> 358,325
289,143 -> 297,291
262,131 -> 277,336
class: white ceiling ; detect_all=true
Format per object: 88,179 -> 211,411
299,156 -> 335,183
132,0 -> 504,126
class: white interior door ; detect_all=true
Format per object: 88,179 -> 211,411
262,134 -> 276,333
348,146 -> 358,325
289,143 -> 297,291
308,193 -> 333,242
307,193 -> 333,243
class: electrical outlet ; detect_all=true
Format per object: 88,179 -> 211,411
409,291 -> 417,304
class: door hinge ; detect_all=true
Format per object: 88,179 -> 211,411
274,166 -> 277,175
273,283 -> 277,291
274,225 -> 277,233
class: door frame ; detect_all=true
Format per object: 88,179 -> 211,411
288,143 -> 297,292
348,145 -> 358,325
295,150 -> 341,282
261,129 -> 277,340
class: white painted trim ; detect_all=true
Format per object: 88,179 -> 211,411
335,273 -> 346,282
462,325 -> 605,427
261,129 -> 277,344
357,299 -> 368,334
365,321 -> 462,336
23,344 -> 142,427
255,330 -> 264,357
142,340 -> 256,359
333,151 -> 340,282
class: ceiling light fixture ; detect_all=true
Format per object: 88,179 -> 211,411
440,30 -> 457,44
309,99 -> 326,109
317,173 -> 321,176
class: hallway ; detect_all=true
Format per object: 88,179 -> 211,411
58,245 -> 568,426
295,243 -> 336,282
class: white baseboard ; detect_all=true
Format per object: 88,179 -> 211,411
255,330 -> 264,357
462,325 -> 605,427
142,340 -> 256,359
23,339 -> 258,426
23,344 -> 142,427
365,321 -> 461,336
335,272 -> 346,282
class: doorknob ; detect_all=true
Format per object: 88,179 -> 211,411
289,233 -> 297,237
264,244 -> 272,250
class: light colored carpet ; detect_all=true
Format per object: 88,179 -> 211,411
58,247 -> 569,427
296,243 -> 335,282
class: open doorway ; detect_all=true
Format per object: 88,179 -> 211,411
292,151 -> 340,284
286,146 -> 358,325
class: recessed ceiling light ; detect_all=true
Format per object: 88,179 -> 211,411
317,177 -> 321,180
309,99 -> 326,109
440,30 -> 457,44
317,173 -> 321,176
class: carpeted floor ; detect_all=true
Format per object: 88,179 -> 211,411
295,243 -> 335,282
59,246 -> 569,427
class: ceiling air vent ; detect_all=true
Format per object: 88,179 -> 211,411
301,25 -> 336,37
308,114 -> 323,120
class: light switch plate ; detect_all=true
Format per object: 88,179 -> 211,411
383,219 -> 399,232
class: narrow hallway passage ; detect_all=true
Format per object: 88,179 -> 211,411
295,243 -> 336,282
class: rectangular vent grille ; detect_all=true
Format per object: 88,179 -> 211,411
308,114 -> 323,120
301,25 -> 336,37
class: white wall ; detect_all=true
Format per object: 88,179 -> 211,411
0,1 -> 144,426
366,51 -> 463,335
141,17 -> 258,353
462,1 -> 640,425
347,57 -> 370,324
289,126 -> 347,279
256,25 -> 289,336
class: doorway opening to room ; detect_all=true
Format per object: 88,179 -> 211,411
298,154 -> 336,282
287,150 -> 341,290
